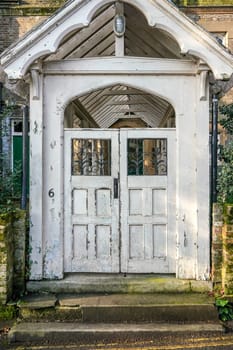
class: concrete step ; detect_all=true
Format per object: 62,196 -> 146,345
26,274 -> 212,294
8,322 -> 224,345
17,293 -> 219,323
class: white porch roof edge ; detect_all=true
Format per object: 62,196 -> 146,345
0,0 -> 233,80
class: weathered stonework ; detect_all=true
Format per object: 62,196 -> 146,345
0,211 -> 26,304
212,204 -> 233,294
0,215 -> 13,304
212,204 -> 224,290
12,210 -> 27,297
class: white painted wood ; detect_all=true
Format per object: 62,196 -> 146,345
28,69 -> 211,280
176,77 -> 198,279
47,5 -> 115,60
64,128 -> 176,274
29,72 -> 44,280
42,77 -> 64,279
196,75 -> 210,280
1,0 -> 233,80
43,58 -> 199,75
120,128 -> 176,273
64,129 -> 120,273
115,2 -> 125,57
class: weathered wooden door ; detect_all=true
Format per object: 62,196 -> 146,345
64,129 -> 120,272
64,129 -> 176,273
120,129 -> 176,273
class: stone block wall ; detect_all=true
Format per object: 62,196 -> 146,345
212,204 -> 223,291
12,210 -> 26,297
0,211 -> 26,304
212,204 -> 233,294
0,215 -> 13,304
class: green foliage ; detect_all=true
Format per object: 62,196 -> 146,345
217,104 -> 233,204
216,298 -> 233,322
0,304 -> 17,321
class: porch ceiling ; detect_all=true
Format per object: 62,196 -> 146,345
51,3 -> 178,127
74,84 -> 174,128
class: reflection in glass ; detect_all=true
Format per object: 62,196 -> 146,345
128,139 -> 167,176
72,139 -> 111,176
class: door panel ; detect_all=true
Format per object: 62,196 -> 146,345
64,128 -> 176,274
120,129 -> 176,273
64,129 -> 119,273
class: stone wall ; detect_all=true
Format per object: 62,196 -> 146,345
12,210 -> 27,297
0,215 -> 13,304
174,1 -> 233,5
0,211 -> 26,304
212,204 -> 233,294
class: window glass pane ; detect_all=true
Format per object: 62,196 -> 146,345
128,139 -> 167,176
72,139 -> 111,176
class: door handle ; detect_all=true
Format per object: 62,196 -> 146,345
114,178 -> 119,199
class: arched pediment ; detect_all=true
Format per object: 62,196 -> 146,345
0,0 -> 233,80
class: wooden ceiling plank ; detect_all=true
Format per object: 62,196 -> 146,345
125,29 -> 163,58
67,20 -> 114,58
83,33 -> 115,58
125,4 -> 181,58
46,5 -> 115,61
107,100 -> 148,105
124,38 -> 150,58
99,43 -> 115,56
159,105 -> 175,127
126,19 -> 179,59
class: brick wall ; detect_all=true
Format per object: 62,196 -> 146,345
0,0 -> 66,54
212,204 -> 233,295
0,16 -> 48,54
174,1 -> 233,5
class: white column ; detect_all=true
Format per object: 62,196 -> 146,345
29,71 -> 44,280
176,76 -> 198,279
42,76 -> 64,279
196,73 -> 210,280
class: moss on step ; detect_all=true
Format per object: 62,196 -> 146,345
19,306 -> 82,322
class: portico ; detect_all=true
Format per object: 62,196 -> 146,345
1,0 -> 232,284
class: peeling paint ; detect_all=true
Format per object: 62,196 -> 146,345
50,140 -> 57,149
33,121 -> 38,134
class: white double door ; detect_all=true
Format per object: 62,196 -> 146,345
64,129 -> 176,274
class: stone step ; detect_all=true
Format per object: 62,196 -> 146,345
8,322 -> 224,345
17,293 -> 219,323
26,274 -> 212,294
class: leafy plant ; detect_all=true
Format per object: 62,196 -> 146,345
217,104 -> 233,203
216,298 -> 233,322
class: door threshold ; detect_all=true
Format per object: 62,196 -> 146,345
27,273 -> 212,294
